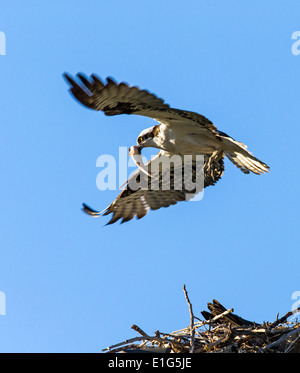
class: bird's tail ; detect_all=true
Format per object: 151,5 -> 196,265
222,137 -> 269,175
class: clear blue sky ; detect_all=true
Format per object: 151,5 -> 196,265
0,0 -> 299,352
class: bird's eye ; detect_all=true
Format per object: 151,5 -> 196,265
138,136 -> 143,143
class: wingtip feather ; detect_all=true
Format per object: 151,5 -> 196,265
82,203 -> 101,217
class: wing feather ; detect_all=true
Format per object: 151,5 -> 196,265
83,151 -> 224,224
63,73 -> 220,137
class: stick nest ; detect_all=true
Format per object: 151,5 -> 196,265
103,285 -> 300,353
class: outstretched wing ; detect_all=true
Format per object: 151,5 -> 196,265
83,151 -> 224,225
63,73 -> 221,138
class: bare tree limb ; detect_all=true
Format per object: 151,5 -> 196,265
183,284 -> 195,353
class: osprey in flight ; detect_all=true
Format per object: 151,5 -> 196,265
64,73 -> 269,224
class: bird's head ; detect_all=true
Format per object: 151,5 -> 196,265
136,125 -> 159,150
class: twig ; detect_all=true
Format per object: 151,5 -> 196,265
284,333 -> 300,353
260,326 -> 300,353
101,292 -> 300,354
131,324 -> 149,338
269,306 -> 300,328
183,285 -> 195,353
102,336 -> 152,352
170,307 -> 234,336
202,308 -> 234,326
203,325 -> 233,352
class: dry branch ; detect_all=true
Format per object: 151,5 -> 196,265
183,284 -> 195,353
102,286 -> 300,353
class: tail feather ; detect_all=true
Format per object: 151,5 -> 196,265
222,137 -> 269,175
225,150 -> 269,175
226,152 -> 250,174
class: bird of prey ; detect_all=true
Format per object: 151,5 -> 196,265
63,73 -> 269,224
